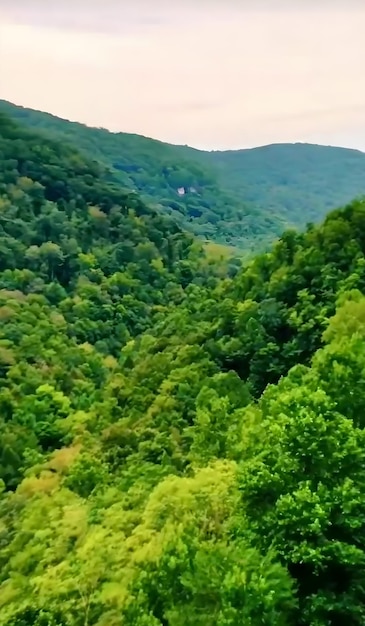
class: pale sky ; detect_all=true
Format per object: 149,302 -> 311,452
1,0 -> 365,150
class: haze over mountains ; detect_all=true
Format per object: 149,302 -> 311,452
2,99 -> 365,252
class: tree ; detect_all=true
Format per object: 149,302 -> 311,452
238,296 -> 365,625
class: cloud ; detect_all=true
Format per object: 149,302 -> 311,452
1,1 -> 365,150
0,0 -> 208,35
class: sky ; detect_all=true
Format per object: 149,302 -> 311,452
1,0 -> 365,150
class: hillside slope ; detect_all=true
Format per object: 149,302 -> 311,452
2,100 -> 365,252
2,112 -> 365,625
0,100 -> 274,251
0,110 -> 231,489
201,141 -> 365,227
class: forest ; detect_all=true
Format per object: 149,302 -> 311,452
1,111 -> 365,625
3,99 -> 365,252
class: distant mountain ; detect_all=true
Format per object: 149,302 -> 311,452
2,99 -> 365,250
199,142 -> 365,228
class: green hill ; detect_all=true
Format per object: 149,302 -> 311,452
201,141 -> 365,228
2,112 -> 365,625
4,99 -> 365,252
0,109 -> 228,489
0,100 -> 271,251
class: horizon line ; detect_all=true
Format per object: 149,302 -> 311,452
1,98 -> 365,155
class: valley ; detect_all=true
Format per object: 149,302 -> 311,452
2,99 -> 365,252
1,109 -> 365,626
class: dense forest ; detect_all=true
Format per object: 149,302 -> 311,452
2,111 -> 365,625
200,142 -> 365,229
0,100 -> 267,252
3,99 -> 365,251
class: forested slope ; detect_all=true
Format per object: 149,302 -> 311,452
2,99 -> 365,252
0,111 -> 226,489
202,141 -> 365,229
0,99 -> 270,250
2,113 -> 365,625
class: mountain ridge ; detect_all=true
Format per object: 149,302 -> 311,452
2,99 -> 364,156
206,141 -> 365,155
2,99 -> 365,251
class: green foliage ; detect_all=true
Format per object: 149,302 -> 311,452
203,142 -> 365,232
237,297 -> 365,624
2,111 -> 365,625
0,112 -> 225,489
2,100 -> 365,252
0,100 -> 258,250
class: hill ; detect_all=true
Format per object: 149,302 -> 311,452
0,99 -> 274,252
201,141 -> 365,228
0,100 -> 365,253
2,111 -> 365,625
5,100 -> 365,251
0,111 -> 228,492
